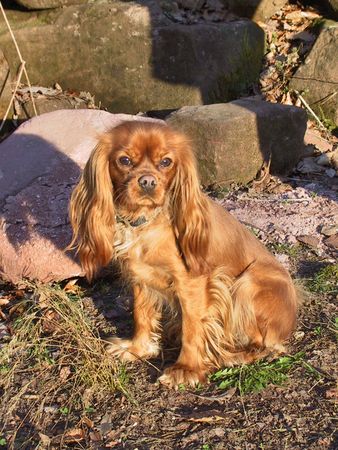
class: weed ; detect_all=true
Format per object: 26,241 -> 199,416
314,326 -> 322,336
269,242 -> 300,258
318,107 -> 337,132
85,406 -> 95,414
0,365 -> 9,375
0,282 -> 127,443
0,437 -> 6,447
210,352 -> 317,394
59,406 -> 69,416
306,264 -> 338,295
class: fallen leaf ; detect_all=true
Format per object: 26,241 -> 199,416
63,428 -> 85,443
304,129 -> 332,153
64,279 -> 82,295
38,433 -> 51,447
82,415 -> 94,429
325,388 -> 338,399
182,409 -> 226,423
0,298 -> 10,306
59,366 -> 71,381
89,431 -> 102,441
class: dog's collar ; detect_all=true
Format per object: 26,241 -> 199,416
116,215 -> 148,228
116,206 -> 164,229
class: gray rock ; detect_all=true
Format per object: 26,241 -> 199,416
321,224 -> 338,237
0,49 -> 12,117
316,153 -> 332,166
0,1 -> 264,114
331,149 -> 338,170
221,0 -> 288,21
177,0 -> 205,9
296,234 -> 320,249
290,21 -> 338,125
324,234 -> 338,250
326,1 -> 338,19
325,168 -> 337,178
14,0 -> 88,9
297,157 -> 325,174
0,109 -> 163,283
18,95 -> 89,119
167,98 -> 307,186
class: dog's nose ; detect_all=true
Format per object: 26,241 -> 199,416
138,174 -> 157,193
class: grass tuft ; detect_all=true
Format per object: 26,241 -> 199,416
0,282 -> 126,444
306,264 -> 338,295
210,352 -> 319,394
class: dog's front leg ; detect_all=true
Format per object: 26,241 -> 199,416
159,276 -> 209,388
106,284 -> 161,361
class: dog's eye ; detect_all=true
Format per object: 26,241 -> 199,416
159,158 -> 172,168
119,156 -> 132,166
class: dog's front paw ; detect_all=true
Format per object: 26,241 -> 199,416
158,364 -> 207,389
105,337 -> 160,362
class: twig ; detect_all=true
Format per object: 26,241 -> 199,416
0,60 -> 24,132
0,1 -> 37,131
293,89 -> 327,131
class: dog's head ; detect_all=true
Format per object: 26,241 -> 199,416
69,121 -> 210,279
107,121 -> 182,212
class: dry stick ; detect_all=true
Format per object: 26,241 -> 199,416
0,2 -> 37,128
0,61 -> 24,132
294,89 -> 326,131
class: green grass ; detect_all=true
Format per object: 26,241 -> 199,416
306,264 -> 338,295
210,352 -> 318,394
0,282 -> 127,439
268,242 -> 300,258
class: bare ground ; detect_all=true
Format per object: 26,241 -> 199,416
0,171 -> 337,450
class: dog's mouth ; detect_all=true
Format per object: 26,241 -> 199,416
137,194 -> 158,206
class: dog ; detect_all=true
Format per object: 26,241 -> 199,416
68,120 -> 300,388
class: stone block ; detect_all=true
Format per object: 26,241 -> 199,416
290,21 -> 338,126
0,1 -> 264,114
167,98 -> 307,186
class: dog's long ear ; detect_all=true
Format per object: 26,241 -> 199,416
170,133 -> 210,275
68,133 -> 116,281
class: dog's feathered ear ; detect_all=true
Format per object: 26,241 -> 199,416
68,133 -> 116,281
170,133 -> 210,275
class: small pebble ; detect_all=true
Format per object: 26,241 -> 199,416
321,225 -> 338,237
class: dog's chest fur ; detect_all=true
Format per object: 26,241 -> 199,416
114,217 -> 178,293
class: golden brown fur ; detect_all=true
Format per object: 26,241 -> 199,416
69,121 -> 300,387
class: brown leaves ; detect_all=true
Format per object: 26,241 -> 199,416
260,2 -> 321,105
63,428 -> 85,443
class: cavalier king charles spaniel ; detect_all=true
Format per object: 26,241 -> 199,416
69,121 -> 300,388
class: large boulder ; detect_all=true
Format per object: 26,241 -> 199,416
167,98 -> 307,186
326,1 -> 338,19
221,0 -> 288,22
15,0 -> 88,9
0,1 -> 264,114
0,110 -> 163,283
290,21 -> 338,126
0,49 -> 12,117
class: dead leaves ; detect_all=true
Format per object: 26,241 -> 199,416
260,3 -> 320,104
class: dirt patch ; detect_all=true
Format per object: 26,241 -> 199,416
0,171 -> 336,449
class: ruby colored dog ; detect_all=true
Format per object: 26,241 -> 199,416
69,121 -> 299,387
